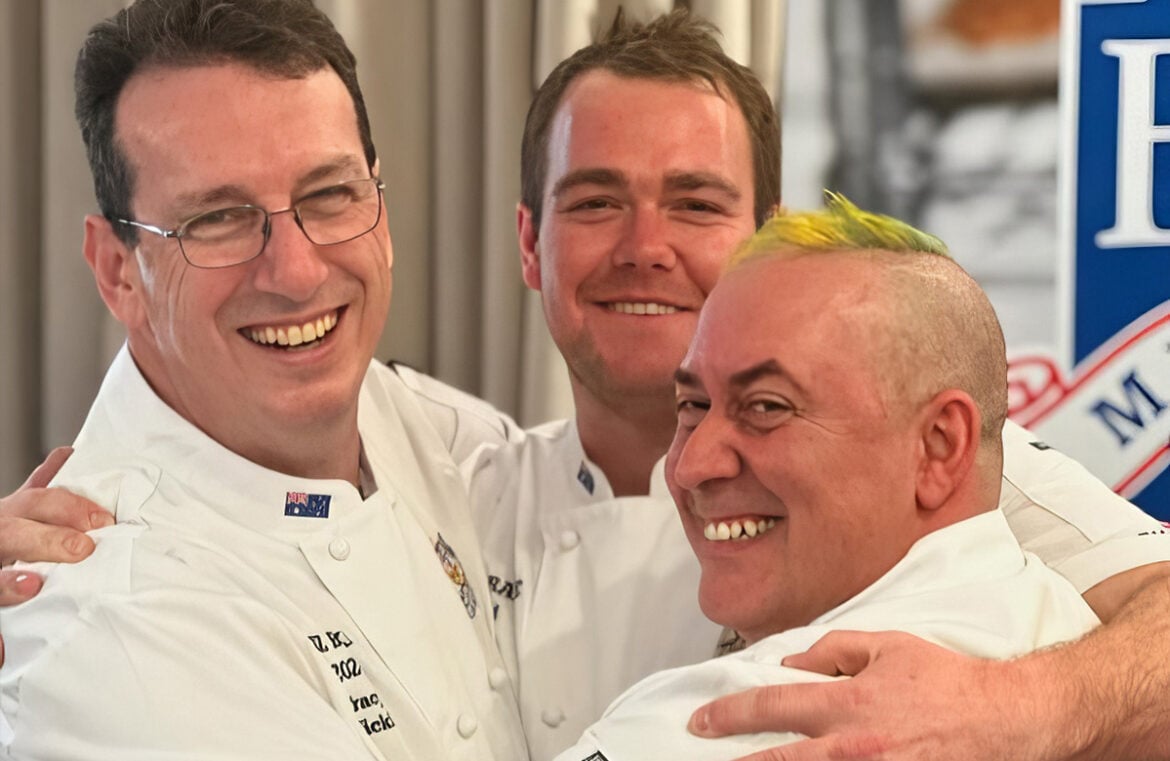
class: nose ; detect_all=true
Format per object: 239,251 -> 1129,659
668,413 -> 742,492
250,209 -> 330,301
612,204 -> 677,270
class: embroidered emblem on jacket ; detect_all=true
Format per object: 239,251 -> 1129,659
435,533 -> 478,619
284,491 -> 332,518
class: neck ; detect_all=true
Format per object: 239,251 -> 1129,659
571,378 -> 677,497
130,348 -> 363,488
244,422 -> 363,487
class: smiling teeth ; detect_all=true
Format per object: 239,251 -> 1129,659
703,517 -> 777,542
608,302 -> 678,315
247,311 -> 338,348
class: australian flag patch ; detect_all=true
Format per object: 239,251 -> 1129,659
284,491 -> 332,518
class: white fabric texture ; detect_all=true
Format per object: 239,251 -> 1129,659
552,510 -> 1101,761
0,349 -> 528,761
451,403 -> 1170,761
464,418 -> 723,761
999,419 -> 1170,592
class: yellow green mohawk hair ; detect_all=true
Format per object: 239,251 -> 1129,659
728,191 -> 949,269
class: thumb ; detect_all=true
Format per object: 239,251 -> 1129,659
781,630 -> 885,676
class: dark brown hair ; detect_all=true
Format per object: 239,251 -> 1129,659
75,0 -> 376,243
520,8 -> 781,230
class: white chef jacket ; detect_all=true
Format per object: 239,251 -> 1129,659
0,347 -> 528,761
553,510 -> 1101,761
460,410 -> 1170,761
465,419 -> 723,761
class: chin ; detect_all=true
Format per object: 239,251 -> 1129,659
267,382 -> 358,426
698,578 -> 754,632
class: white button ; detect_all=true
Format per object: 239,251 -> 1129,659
559,530 -> 580,551
541,707 -> 565,728
329,538 -> 351,560
457,712 -> 478,738
488,667 -> 509,690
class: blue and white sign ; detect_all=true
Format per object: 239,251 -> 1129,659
1009,0 -> 1170,520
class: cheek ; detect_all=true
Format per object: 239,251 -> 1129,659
684,230 -> 749,293
141,262 -> 235,350
138,258 -> 186,337
542,222 -> 615,283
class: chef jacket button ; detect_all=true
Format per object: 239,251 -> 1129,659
488,667 -> 509,690
541,707 -> 565,728
329,538 -> 351,561
457,712 -> 478,738
559,530 -> 580,551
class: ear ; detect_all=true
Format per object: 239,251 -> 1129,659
517,202 -> 541,291
370,158 -> 393,270
83,214 -> 148,330
914,389 -> 981,512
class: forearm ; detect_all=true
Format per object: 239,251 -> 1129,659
1019,573 -> 1170,761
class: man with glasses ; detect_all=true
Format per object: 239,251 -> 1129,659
0,1 -> 526,758
6,7 -> 1170,761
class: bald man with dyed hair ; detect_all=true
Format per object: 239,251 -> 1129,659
553,196 -> 1099,761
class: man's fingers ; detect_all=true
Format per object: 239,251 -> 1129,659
0,460 -> 107,565
20,447 -> 73,490
0,517 -> 96,566
2,486 -> 110,530
690,682 -> 846,739
0,482 -> 110,532
780,630 -> 888,676
0,570 -> 44,607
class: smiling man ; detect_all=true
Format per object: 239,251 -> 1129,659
0,2 -> 526,759
6,9 -> 1170,761
463,15 -> 771,758
455,12 -> 1170,761
553,196 -> 1101,761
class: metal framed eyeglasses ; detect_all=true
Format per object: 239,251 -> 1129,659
113,177 -> 386,269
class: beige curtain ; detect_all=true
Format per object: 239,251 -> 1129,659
0,0 -> 784,493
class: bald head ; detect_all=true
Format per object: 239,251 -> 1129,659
876,252 -> 1007,450
726,196 -> 1007,464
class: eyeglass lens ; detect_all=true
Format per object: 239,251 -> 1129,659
179,178 -> 382,268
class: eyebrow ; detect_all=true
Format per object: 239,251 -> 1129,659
728,360 -> 796,392
551,168 -> 627,198
662,171 -> 742,201
676,359 -> 808,397
296,155 -> 370,188
170,154 -> 370,216
171,184 -> 253,215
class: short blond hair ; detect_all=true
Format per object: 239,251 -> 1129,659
728,192 -> 948,270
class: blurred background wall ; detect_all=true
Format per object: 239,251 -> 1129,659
1,0 -> 1066,493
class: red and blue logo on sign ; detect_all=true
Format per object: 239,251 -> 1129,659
284,491 -> 332,518
1030,0 -> 1170,520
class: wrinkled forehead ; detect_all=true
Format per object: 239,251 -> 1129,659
115,64 -> 366,207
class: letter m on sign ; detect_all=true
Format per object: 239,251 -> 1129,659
1060,0 -> 1170,517
1090,370 -> 1168,446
